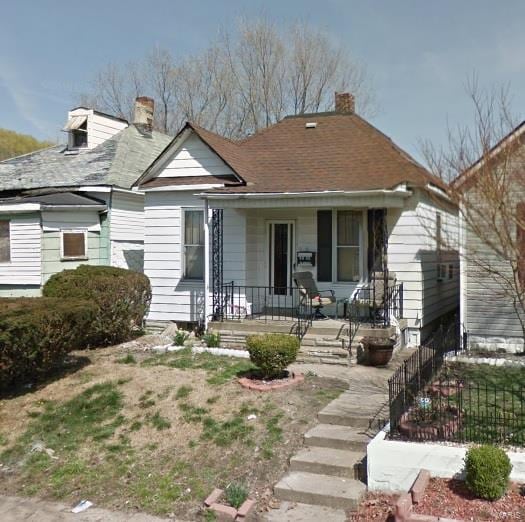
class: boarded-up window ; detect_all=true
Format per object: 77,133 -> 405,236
183,210 -> 204,280
317,210 -> 332,282
62,231 -> 86,259
517,203 -> 525,288
0,220 -> 10,262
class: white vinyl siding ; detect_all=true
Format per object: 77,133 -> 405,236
158,134 -> 235,178
0,213 -> 41,285
109,191 -> 145,242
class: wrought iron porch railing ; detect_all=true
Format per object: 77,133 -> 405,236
347,282 -> 404,332
214,283 -> 313,339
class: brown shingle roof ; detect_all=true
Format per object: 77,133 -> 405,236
141,112 -> 446,194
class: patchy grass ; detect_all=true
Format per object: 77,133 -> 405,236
175,385 -> 193,400
0,339 -> 346,519
117,353 -> 137,364
141,348 -> 255,385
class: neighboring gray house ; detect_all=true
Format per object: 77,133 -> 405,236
455,121 -> 525,353
0,97 -> 171,297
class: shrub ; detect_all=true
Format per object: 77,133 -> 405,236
173,330 -> 190,346
246,333 -> 299,378
203,332 -> 221,348
464,445 -> 512,500
0,297 -> 97,390
43,265 -> 151,346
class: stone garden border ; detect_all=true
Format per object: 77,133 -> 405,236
204,488 -> 256,521
238,372 -> 304,392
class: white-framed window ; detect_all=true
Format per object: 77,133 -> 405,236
183,209 -> 204,280
336,210 -> 361,282
0,220 -> 10,263
61,230 -> 88,260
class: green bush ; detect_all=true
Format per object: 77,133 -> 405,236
202,332 -> 221,348
464,445 -> 512,500
0,297 -> 97,390
246,333 -> 299,378
43,265 -> 151,346
173,330 -> 190,346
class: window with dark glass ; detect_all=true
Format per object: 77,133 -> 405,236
183,210 -> 204,280
0,220 -> 10,262
337,210 -> 360,282
72,120 -> 88,148
62,231 -> 86,259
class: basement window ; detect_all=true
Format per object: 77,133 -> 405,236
61,230 -> 88,260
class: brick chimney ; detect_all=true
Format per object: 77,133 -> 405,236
133,96 -> 154,130
335,92 -> 355,114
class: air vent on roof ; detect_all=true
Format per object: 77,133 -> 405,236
305,122 -> 317,128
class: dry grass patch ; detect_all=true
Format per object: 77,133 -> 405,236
0,341 -> 346,519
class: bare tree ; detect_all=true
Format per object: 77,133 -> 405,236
422,77 -> 525,345
79,17 -> 376,137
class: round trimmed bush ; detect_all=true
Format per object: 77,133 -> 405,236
464,445 -> 512,500
43,265 -> 151,346
246,333 -> 299,379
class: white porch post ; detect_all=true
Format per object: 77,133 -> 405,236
204,197 -> 210,330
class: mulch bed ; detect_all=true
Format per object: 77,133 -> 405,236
414,478 -> 525,521
349,478 -> 525,521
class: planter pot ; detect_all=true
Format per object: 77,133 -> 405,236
398,406 -> 461,441
363,337 -> 396,366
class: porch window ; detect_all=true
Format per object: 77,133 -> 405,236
183,210 -> 204,280
0,220 -> 10,262
337,210 -> 360,282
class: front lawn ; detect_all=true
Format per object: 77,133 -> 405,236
438,362 -> 525,446
0,341 -> 345,519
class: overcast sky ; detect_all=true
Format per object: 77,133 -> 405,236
1,0 -> 524,160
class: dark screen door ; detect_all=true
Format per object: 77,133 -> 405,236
270,222 -> 293,295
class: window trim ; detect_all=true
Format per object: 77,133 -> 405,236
0,219 -> 11,264
182,208 -> 205,282
60,229 -> 88,261
333,209 -> 363,284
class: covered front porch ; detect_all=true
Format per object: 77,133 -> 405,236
202,191 -> 406,339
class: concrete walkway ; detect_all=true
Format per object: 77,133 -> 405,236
266,348 -> 415,521
0,495 -> 176,522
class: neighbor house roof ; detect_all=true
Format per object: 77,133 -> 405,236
451,120 -> 525,192
0,192 -> 107,212
0,125 -> 171,192
139,112 -> 446,195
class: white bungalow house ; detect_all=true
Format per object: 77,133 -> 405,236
137,93 -> 459,346
0,97 -> 171,297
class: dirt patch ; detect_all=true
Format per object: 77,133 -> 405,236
0,340 -> 346,520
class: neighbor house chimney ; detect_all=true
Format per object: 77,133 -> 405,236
134,96 -> 154,130
335,92 -> 355,114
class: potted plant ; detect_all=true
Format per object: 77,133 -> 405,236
362,336 -> 396,366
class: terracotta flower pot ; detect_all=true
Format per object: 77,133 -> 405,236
398,406 -> 461,441
364,337 -> 396,366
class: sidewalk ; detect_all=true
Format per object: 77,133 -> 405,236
0,495 -> 176,522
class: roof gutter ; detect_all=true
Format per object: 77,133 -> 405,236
199,188 -> 412,200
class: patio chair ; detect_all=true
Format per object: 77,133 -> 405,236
369,271 -> 397,320
293,271 -> 336,320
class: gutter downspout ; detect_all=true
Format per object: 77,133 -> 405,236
203,197 -> 210,330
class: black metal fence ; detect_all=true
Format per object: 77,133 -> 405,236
388,320 -> 525,447
217,283 -> 313,338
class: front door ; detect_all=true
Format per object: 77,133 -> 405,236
269,221 -> 294,295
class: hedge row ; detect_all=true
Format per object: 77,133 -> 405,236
1,265 -> 151,391
0,298 -> 97,389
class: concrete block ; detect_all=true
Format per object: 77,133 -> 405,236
210,502 -> 237,521
394,493 -> 413,522
204,488 -> 223,507
410,469 -> 430,504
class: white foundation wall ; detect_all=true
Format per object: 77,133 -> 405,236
367,429 -> 525,492
144,191 -> 246,323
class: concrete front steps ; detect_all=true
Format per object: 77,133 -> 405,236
273,389 -> 380,515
